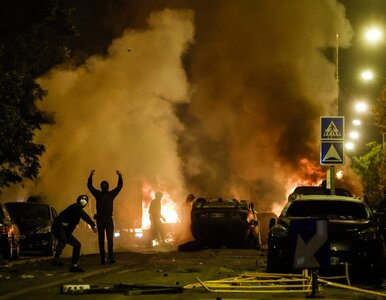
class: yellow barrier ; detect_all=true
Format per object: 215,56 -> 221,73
184,265 -> 385,298
184,270 -> 315,294
318,279 -> 386,298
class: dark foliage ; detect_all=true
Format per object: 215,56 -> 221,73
0,0 -> 76,190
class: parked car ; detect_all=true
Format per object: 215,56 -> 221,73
5,202 -> 58,256
288,185 -> 352,201
0,203 -> 20,261
267,194 -> 385,284
191,197 -> 261,249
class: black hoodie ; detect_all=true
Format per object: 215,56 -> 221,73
87,173 -> 123,217
55,203 -> 95,233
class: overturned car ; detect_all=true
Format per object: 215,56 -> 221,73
191,198 -> 261,249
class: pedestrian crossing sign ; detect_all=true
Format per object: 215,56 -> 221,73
320,116 -> 344,140
320,116 -> 345,165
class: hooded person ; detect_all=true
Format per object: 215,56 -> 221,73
51,194 -> 97,272
87,170 -> 123,264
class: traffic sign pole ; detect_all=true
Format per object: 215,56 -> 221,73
330,166 -> 335,195
320,116 -> 345,195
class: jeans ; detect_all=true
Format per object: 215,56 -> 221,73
96,216 -> 114,260
52,220 -> 81,265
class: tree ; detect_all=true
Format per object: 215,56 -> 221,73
373,85 -> 386,193
352,142 -> 384,205
0,1 -> 76,191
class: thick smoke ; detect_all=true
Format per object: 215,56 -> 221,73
2,1 -> 360,221
4,9 -> 194,214
180,0 -> 357,212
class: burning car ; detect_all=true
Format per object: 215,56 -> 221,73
191,197 -> 261,249
267,194 -> 385,284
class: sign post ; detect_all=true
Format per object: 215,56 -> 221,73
320,116 -> 345,194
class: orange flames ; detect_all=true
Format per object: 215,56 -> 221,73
285,157 -> 326,196
140,158 -> 327,228
141,182 -> 180,230
271,157 -> 327,216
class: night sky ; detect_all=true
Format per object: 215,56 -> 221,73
2,1 -> 385,223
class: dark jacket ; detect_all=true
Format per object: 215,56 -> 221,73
55,203 -> 96,233
87,174 -> 123,217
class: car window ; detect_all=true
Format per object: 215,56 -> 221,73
285,200 -> 369,219
6,204 -> 50,220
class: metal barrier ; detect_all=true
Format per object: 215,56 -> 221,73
184,265 -> 386,298
184,270 -> 315,294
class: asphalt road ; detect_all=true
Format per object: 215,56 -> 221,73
0,246 -> 385,300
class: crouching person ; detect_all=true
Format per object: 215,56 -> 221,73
51,195 -> 97,272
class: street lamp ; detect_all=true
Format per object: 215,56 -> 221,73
349,130 -> 359,140
361,69 -> 375,81
364,26 -> 383,44
345,142 -> 355,151
354,101 -> 368,113
352,119 -> 361,126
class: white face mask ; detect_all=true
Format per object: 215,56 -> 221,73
80,198 -> 88,207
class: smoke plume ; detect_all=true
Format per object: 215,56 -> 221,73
2,1 -> 360,224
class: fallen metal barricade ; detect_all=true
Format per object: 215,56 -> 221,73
318,279 -> 386,298
184,270 -> 316,295
184,265 -> 386,298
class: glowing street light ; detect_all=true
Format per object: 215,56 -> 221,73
364,26 -> 383,44
352,119 -> 362,126
349,131 -> 360,140
361,69 -> 374,81
345,142 -> 355,151
354,101 -> 368,113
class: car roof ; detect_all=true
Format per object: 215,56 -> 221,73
290,185 -> 352,196
290,194 -> 364,203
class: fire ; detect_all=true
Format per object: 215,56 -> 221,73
285,157 -> 326,197
271,202 -> 284,217
141,183 -> 180,230
271,157 -> 327,215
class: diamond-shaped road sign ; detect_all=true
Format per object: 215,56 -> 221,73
291,218 -> 330,270
320,116 -> 345,165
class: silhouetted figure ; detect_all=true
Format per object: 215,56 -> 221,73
51,195 -> 96,272
148,191 -> 166,246
87,170 -> 123,264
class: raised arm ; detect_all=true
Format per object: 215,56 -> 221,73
114,170 -> 123,193
87,169 -> 98,194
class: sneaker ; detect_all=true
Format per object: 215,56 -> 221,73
69,265 -> 85,272
101,259 -> 106,265
51,259 -> 64,266
106,257 -> 116,264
